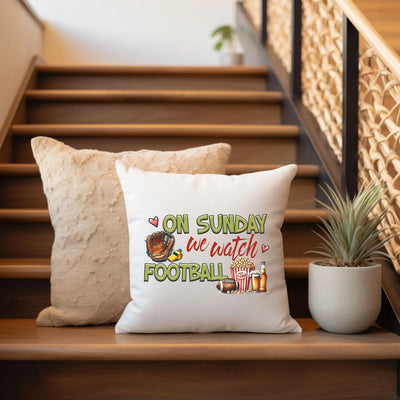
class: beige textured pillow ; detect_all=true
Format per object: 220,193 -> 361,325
32,136 -> 231,326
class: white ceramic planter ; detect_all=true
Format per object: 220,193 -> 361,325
220,52 -> 244,65
308,262 -> 382,334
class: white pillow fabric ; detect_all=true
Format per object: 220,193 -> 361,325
115,163 -> 302,333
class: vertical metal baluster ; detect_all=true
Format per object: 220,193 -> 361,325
261,0 -> 267,45
291,0 -> 302,99
342,15 -> 359,198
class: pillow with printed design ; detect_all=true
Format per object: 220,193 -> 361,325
115,162 -> 302,333
31,136 -> 231,327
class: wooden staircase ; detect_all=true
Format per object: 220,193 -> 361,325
0,65 -> 399,399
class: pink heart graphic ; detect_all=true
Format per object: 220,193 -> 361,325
148,217 -> 159,227
262,244 -> 270,253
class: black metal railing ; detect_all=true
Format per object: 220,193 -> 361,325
259,0 -> 359,198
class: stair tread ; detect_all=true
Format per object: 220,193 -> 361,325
0,318 -> 399,361
0,257 -> 313,279
25,89 -> 283,103
11,123 -> 299,137
36,65 -> 268,76
0,208 -> 325,223
0,163 -> 318,178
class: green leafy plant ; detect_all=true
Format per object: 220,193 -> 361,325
309,183 -> 398,267
211,25 -> 235,52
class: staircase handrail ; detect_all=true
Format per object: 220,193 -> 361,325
335,0 -> 400,82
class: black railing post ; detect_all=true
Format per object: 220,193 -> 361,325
260,0 -> 267,45
342,15 -> 359,198
291,0 -> 302,99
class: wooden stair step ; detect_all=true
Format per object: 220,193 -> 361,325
24,90 -> 283,125
0,209 -> 325,258
0,257 -> 312,280
0,319 -> 398,400
25,89 -> 281,102
36,65 -> 268,91
36,65 -> 268,75
0,163 -> 318,209
0,162 -> 317,176
11,123 -> 299,137
1,318 -> 399,361
226,163 -> 318,176
11,124 -> 298,164
0,209 -> 49,223
0,208 -> 326,223
0,259 -> 50,279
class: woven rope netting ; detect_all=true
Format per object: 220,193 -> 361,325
243,0 -> 261,31
243,0 -> 400,271
359,42 -> 400,271
267,0 -> 292,73
302,0 -> 343,162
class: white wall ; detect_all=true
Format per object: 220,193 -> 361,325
0,0 -> 43,130
29,0 -> 237,65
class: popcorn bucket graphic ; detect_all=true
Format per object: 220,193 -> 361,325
230,266 -> 255,291
230,257 -> 256,292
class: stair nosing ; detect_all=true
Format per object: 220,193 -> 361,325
226,164 -> 319,177
0,257 -> 316,280
36,65 -> 268,76
0,209 -> 326,223
11,123 -> 299,138
24,89 -> 283,103
0,163 -> 318,178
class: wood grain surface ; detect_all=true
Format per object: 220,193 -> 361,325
0,359 -> 397,400
0,257 -> 313,280
0,163 -> 317,209
352,0 -> 400,55
0,318 -> 399,361
35,65 -> 268,91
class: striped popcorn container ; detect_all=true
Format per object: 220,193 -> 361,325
230,256 -> 256,292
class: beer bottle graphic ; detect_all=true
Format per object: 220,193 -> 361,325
260,261 -> 267,292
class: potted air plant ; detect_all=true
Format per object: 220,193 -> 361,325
308,183 -> 398,334
211,24 -> 244,65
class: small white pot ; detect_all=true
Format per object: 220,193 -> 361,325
220,52 -> 244,65
308,262 -> 382,334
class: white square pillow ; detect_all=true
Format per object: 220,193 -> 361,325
32,137 -> 231,326
115,163 -> 302,333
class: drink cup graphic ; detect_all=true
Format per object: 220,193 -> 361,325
250,270 -> 261,292
230,256 -> 255,291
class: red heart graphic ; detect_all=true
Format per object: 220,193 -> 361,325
262,244 -> 270,253
149,217 -> 158,227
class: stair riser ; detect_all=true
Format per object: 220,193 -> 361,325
12,136 -> 296,164
0,177 -> 45,208
0,221 -> 319,258
0,223 -> 54,258
0,279 -> 49,319
37,74 -> 268,91
0,175 -> 316,209
0,360 -> 396,400
0,278 -> 308,319
26,101 -> 282,125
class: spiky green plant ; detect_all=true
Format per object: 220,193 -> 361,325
211,25 -> 235,52
310,184 -> 398,267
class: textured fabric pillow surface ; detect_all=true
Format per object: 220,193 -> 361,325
115,164 -> 301,333
32,137 -> 231,326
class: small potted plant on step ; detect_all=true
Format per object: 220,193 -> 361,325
308,183 -> 398,334
211,24 -> 244,65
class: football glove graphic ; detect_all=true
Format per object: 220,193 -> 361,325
146,231 -> 175,262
